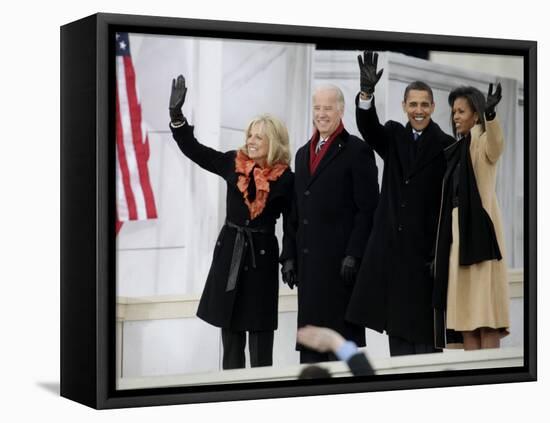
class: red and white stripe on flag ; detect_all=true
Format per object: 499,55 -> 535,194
115,32 -> 157,234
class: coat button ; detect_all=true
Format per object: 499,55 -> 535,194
216,241 -> 221,246
398,224 -> 403,231
303,219 -> 309,225
259,249 -> 265,255
405,179 -> 410,185
401,202 -> 406,208
244,266 -> 249,271
304,190 -> 310,196
245,219 -> 250,225
303,248 -> 309,254
244,241 -> 248,247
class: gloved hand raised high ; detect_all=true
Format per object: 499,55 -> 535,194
357,51 -> 384,97
169,75 -> 188,125
485,82 -> 502,121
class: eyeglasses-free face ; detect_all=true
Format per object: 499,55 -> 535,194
402,89 -> 435,131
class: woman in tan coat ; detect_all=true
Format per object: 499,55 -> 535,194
432,84 -> 509,350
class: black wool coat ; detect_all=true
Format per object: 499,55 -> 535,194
346,97 -> 455,345
171,123 -> 294,331
280,127 -> 379,348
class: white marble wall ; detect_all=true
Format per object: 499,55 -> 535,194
117,35 -> 525,378
430,52 -> 523,82
117,35 -> 224,297
122,317 -> 220,377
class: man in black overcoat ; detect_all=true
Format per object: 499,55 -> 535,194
280,84 -> 379,364
346,52 -> 455,356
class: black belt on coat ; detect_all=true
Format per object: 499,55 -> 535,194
224,220 -> 274,292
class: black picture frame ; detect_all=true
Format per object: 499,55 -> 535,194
60,12 -> 537,409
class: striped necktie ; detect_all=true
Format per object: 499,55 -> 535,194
315,138 -> 327,154
413,131 -> 420,141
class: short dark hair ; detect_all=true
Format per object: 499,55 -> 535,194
403,81 -> 434,103
448,86 -> 486,137
298,365 -> 332,379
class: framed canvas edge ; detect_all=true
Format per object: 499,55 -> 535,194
60,11 -> 537,410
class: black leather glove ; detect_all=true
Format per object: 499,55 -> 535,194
485,82 -> 502,121
282,259 -> 298,289
169,75 -> 188,125
357,51 -> 384,96
340,256 -> 359,285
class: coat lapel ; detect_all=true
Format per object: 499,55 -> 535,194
306,129 -> 348,188
376,120 -> 451,181
396,124 -> 413,177
408,121 -> 448,178
296,141 -> 312,188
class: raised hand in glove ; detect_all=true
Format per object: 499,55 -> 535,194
340,256 -> 359,285
357,51 -> 384,97
282,259 -> 298,290
485,82 -> 502,121
169,75 -> 188,125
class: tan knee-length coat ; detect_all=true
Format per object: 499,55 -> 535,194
446,118 -> 510,334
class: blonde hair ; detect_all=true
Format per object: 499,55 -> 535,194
239,114 -> 291,166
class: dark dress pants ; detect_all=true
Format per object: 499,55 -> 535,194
221,328 -> 274,370
389,335 -> 442,357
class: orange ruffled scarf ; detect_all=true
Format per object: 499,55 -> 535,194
235,150 -> 288,219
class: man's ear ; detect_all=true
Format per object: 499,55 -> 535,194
401,101 -> 407,113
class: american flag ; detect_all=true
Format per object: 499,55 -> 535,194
115,32 -> 157,235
